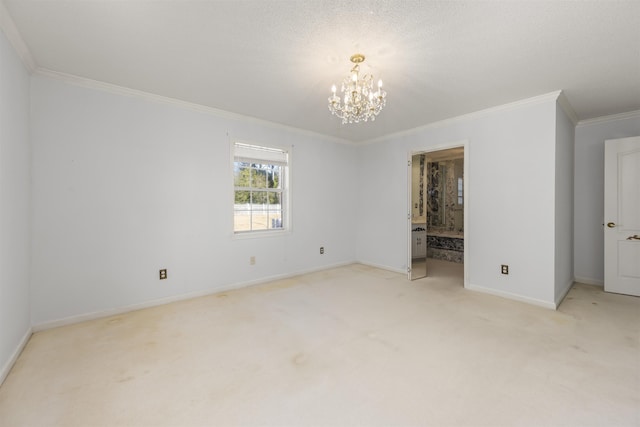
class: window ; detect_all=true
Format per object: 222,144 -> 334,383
457,177 -> 463,205
233,142 -> 289,234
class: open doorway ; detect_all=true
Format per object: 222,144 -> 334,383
408,142 -> 468,287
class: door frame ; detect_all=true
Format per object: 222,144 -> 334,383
407,139 -> 469,287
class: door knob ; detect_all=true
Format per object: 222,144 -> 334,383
607,222 -> 616,228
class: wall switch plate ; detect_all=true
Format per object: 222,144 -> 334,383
159,269 -> 167,280
249,256 -> 256,265
320,247 -> 324,255
501,265 -> 509,275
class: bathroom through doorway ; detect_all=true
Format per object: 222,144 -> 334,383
408,142 -> 468,286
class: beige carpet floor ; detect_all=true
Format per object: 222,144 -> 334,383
0,260 -> 638,426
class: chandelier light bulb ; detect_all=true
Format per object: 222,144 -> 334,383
327,53 -> 387,124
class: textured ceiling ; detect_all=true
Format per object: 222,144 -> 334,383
3,0 -> 640,142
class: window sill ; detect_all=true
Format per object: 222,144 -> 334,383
233,229 -> 291,240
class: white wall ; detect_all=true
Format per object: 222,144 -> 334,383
30,76 -> 357,326
0,28 -> 31,383
356,95 -> 559,307
554,103 -> 575,303
574,112 -> 640,285
19,60 -> 639,332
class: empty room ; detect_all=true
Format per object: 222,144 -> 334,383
1,1 -> 639,426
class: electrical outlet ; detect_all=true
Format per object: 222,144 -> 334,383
159,269 -> 167,280
501,265 -> 509,275
320,247 -> 324,255
250,256 -> 256,265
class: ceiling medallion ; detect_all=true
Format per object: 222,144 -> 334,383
328,53 -> 387,124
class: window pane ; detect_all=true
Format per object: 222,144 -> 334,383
234,164 -> 250,187
268,166 -> 282,189
235,190 -> 250,204
267,191 -> 282,206
251,167 -> 268,189
251,210 -> 269,230
250,192 -> 268,230
234,210 -> 251,232
268,210 -> 283,229
251,191 -> 268,204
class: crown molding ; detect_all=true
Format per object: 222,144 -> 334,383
576,109 -> 640,127
363,91 -> 563,145
34,68 -> 356,146
0,0 -> 36,72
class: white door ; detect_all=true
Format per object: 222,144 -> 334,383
604,136 -> 640,296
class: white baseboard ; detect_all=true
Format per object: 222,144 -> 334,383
0,327 -> 32,387
33,260 -> 356,331
466,283 -> 556,310
355,260 -> 406,275
574,276 -> 604,287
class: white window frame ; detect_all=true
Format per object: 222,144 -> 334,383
232,141 -> 290,237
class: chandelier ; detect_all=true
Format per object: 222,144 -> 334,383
328,54 -> 387,124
